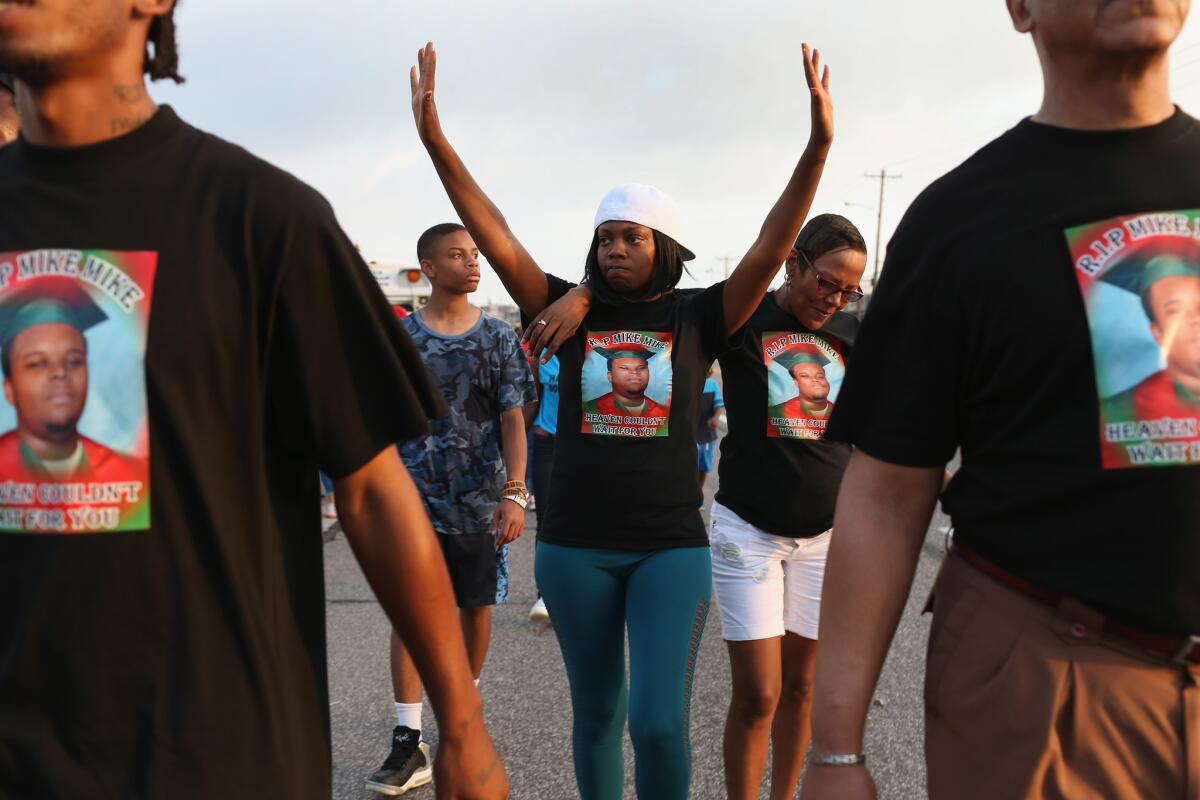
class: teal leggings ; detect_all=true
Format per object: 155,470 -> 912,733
535,542 -> 712,800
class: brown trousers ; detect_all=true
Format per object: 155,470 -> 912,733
924,551 -> 1200,800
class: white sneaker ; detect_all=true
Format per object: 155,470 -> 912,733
529,597 -> 550,624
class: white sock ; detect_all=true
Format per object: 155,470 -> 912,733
395,701 -> 422,732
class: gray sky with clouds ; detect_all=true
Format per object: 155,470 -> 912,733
154,1 -> 1200,304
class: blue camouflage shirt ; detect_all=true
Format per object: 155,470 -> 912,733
400,311 -> 537,536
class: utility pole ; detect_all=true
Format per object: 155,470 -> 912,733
863,169 -> 901,288
716,255 -> 736,278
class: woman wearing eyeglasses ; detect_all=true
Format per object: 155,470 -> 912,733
709,213 -> 866,800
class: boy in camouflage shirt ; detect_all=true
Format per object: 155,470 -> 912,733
367,223 -> 536,796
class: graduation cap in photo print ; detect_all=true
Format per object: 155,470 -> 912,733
0,278 -> 108,350
772,341 -> 832,374
593,341 -> 659,362
1098,253 -> 1200,302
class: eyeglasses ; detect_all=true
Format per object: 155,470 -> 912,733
798,251 -> 864,303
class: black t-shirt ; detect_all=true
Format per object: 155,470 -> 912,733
827,108 -> 1200,634
538,274 -> 731,550
0,107 -> 445,798
716,292 -> 856,537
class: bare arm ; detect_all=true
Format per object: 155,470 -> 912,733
491,406 -> 528,546
335,448 -> 508,799
723,43 -> 833,335
799,450 -> 943,800
523,285 -> 594,364
500,406 -> 528,486
411,43 -> 549,317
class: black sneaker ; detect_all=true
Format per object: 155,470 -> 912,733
365,726 -> 432,796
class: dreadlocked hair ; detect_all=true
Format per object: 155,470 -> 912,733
582,229 -> 686,306
144,8 -> 185,84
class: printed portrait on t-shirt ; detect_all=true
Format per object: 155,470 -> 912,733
0,250 -> 155,533
581,330 -> 672,437
1066,211 -> 1200,468
763,332 -> 845,440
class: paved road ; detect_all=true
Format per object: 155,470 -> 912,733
325,476 -> 951,800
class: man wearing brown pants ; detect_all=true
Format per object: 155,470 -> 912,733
800,2 -> 1200,799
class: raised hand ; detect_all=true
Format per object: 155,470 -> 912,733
410,41 -> 444,144
802,42 -> 833,148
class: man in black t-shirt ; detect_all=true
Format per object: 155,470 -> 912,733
803,4 -> 1200,800
0,3 -> 506,799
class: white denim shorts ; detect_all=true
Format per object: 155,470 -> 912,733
709,500 -> 831,641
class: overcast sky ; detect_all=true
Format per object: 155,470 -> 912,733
154,1 -> 1200,304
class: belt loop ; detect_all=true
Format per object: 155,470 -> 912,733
1186,669 -> 1200,800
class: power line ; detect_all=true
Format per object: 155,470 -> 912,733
864,170 -> 902,288
715,255 -> 736,278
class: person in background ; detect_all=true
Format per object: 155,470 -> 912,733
368,222 -> 535,796
527,352 -> 559,624
319,471 -> 337,519
696,367 -> 724,489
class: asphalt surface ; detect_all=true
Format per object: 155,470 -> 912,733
324,462 -> 952,800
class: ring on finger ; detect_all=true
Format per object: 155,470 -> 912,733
537,319 -> 549,326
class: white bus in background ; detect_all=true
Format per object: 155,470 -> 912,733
367,259 -> 432,313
